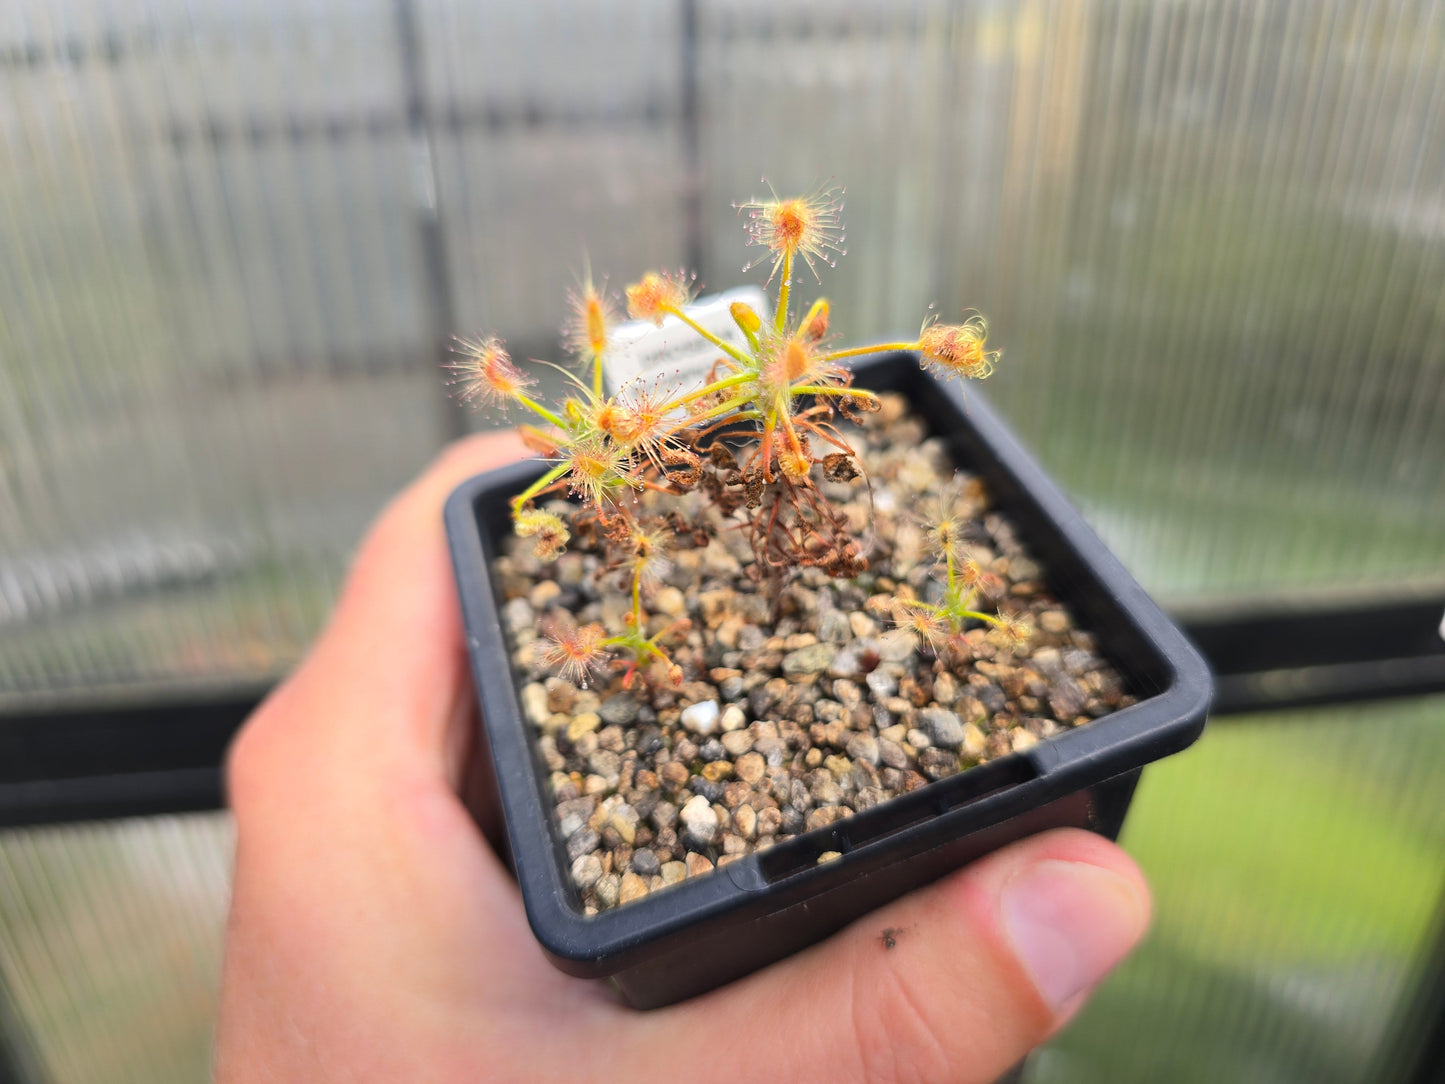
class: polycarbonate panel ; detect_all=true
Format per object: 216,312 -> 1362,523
0,0 -> 450,698
974,0 -> 1445,606
433,124 -> 692,342
1027,695 -> 1445,1084
0,814 -> 231,1084
692,0 -> 1445,605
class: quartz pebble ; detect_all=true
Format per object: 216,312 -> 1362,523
570,853 -> 602,890
680,699 -> 721,735
719,704 -> 748,732
680,794 -> 719,847
720,729 -> 753,757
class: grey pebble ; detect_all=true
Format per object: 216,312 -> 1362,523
737,625 -> 767,652
854,785 -> 887,811
845,733 -> 881,766
748,686 -> 777,718
826,642 -> 868,678
977,684 -> 1008,713
690,777 -> 727,804
818,610 -> 852,644
1031,647 -> 1063,673
753,737 -> 789,767
587,749 -> 622,781
789,779 -> 813,812
566,827 -> 600,861
1049,679 -> 1088,721
918,748 -> 959,781
878,738 -> 910,770
920,707 -> 966,749
650,801 -> 678,830
503,597 -> 535,633
782,643 -> 838,677
599,694 -> 642,726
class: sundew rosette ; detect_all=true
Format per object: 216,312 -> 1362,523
446,183 -> 1008,690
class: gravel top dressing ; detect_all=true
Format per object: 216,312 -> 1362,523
493,394 -> 1135,914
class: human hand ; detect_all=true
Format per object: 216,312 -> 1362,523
216,431 -> 1152,1083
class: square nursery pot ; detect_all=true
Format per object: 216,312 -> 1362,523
445,351 -> 1212,1009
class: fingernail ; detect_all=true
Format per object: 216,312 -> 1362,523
1001,859 -> 1148,1011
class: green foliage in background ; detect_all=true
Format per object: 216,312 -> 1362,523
1029,697 -> 1445,1084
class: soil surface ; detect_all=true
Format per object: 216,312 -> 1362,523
494,393 -> 1135,914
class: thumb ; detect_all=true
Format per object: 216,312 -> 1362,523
650,828 -> 1149,1084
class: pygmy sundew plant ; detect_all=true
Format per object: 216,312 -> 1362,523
890,487 -> 1033,654
448,185 -> 1009,688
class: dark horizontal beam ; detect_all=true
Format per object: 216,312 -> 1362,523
0,598 -> 1442,827
0,687 -> 266,828
1181,595 -> 1445,715
1184,596 -> 1445,672
0,768 -> 226,829
1207,654 -> 1445,716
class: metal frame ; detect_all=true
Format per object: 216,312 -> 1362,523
0,686 -> 265,827
2,598 -> 1439,826
1188,595 -> 1445,714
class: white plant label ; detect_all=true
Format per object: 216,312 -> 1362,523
601,285 -> 768,399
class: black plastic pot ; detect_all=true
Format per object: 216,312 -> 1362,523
445,351 -> 1212,1009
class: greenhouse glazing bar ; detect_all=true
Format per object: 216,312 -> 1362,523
1,598 -> 1441,828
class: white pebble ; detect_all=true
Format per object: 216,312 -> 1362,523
681,699 -> 721,735
654,586 -> 687,617
680,794 -> 719,845
719,704 -> 747,732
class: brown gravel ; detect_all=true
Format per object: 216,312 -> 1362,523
493,394 -> 1135,914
